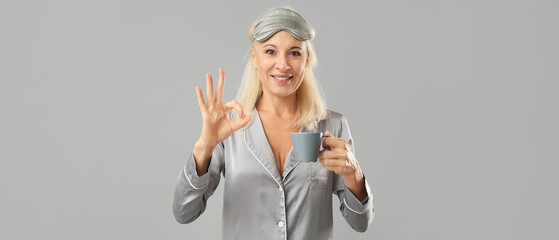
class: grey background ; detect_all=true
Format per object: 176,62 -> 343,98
1,0 -> 557,239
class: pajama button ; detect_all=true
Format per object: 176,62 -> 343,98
278,221 -> 284,228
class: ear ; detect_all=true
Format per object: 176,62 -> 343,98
251,47 -> 258,68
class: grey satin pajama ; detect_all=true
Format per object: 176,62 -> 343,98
173,109 -> 374,240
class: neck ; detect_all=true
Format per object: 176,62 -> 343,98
256,91 -> 297,118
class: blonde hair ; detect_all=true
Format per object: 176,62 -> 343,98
233,7 -> 328,131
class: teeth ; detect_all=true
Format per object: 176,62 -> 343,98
274,76 -> 291,80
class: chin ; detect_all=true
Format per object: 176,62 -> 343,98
261,78 -> 301,98
267,88 -> 296,98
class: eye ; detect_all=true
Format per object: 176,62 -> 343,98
290,51 -> 301,57
265,49 -> 275,55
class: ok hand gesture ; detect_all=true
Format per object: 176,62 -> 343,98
195,68 -> 252,148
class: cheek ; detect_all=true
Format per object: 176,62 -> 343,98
257,60 -> 273,74
294,61 -> 307,78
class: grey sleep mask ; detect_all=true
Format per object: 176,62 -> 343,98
252,8 -> 313,42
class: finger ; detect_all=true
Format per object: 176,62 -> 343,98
195,86 -> 208,115
318,159 -> 335,171
322,130 -> 336,148
215,68 -> 225,103
206,73 -> 215,104
231,114 -> 252,131
319,149 -> 347,160
319,159 -> 347,173
331,166 -> 351,174
225,100 -> 245,119
322,136 -> 347,149
319,158 -> 348,168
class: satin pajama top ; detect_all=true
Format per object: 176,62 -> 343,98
173,109 -> 374,240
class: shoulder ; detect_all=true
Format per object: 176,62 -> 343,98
323,109 -> 348,124
317,109 -> 350,135
325,109 -> 344,120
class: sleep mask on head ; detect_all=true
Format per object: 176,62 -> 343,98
252,8 -> 313,42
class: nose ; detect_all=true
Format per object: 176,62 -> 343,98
276,54 -> 291,72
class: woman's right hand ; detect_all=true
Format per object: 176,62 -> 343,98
193,68 -> 251,171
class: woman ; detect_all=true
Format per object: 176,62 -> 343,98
173,7 -> 374,239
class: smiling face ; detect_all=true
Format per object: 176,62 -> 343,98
251,30 -> 308,99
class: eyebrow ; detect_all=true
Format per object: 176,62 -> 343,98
263,44 -> 303,50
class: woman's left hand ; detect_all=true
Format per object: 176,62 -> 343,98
318,130 -> 362,178
318,130 -> 367,200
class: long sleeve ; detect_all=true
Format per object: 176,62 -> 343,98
173,141 -> 225,224
332,115 -> 375,232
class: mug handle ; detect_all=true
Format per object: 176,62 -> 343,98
319,135 -> 332,153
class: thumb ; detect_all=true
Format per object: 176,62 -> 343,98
324,130 -> 333,137
231,114 -> 252,132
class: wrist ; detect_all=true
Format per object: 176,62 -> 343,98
343,171 -> 364,188
194,140 -> 215,151
196,135 -> 218,148
343,171 -> 367,201
193,141 -> 216,176
194,141 -> 215,160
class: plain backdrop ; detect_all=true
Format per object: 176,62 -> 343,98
1,0 -> 558,239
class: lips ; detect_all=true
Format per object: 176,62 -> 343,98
271,74 -> 293,84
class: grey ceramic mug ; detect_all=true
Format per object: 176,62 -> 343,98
290,132 -> 331,162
